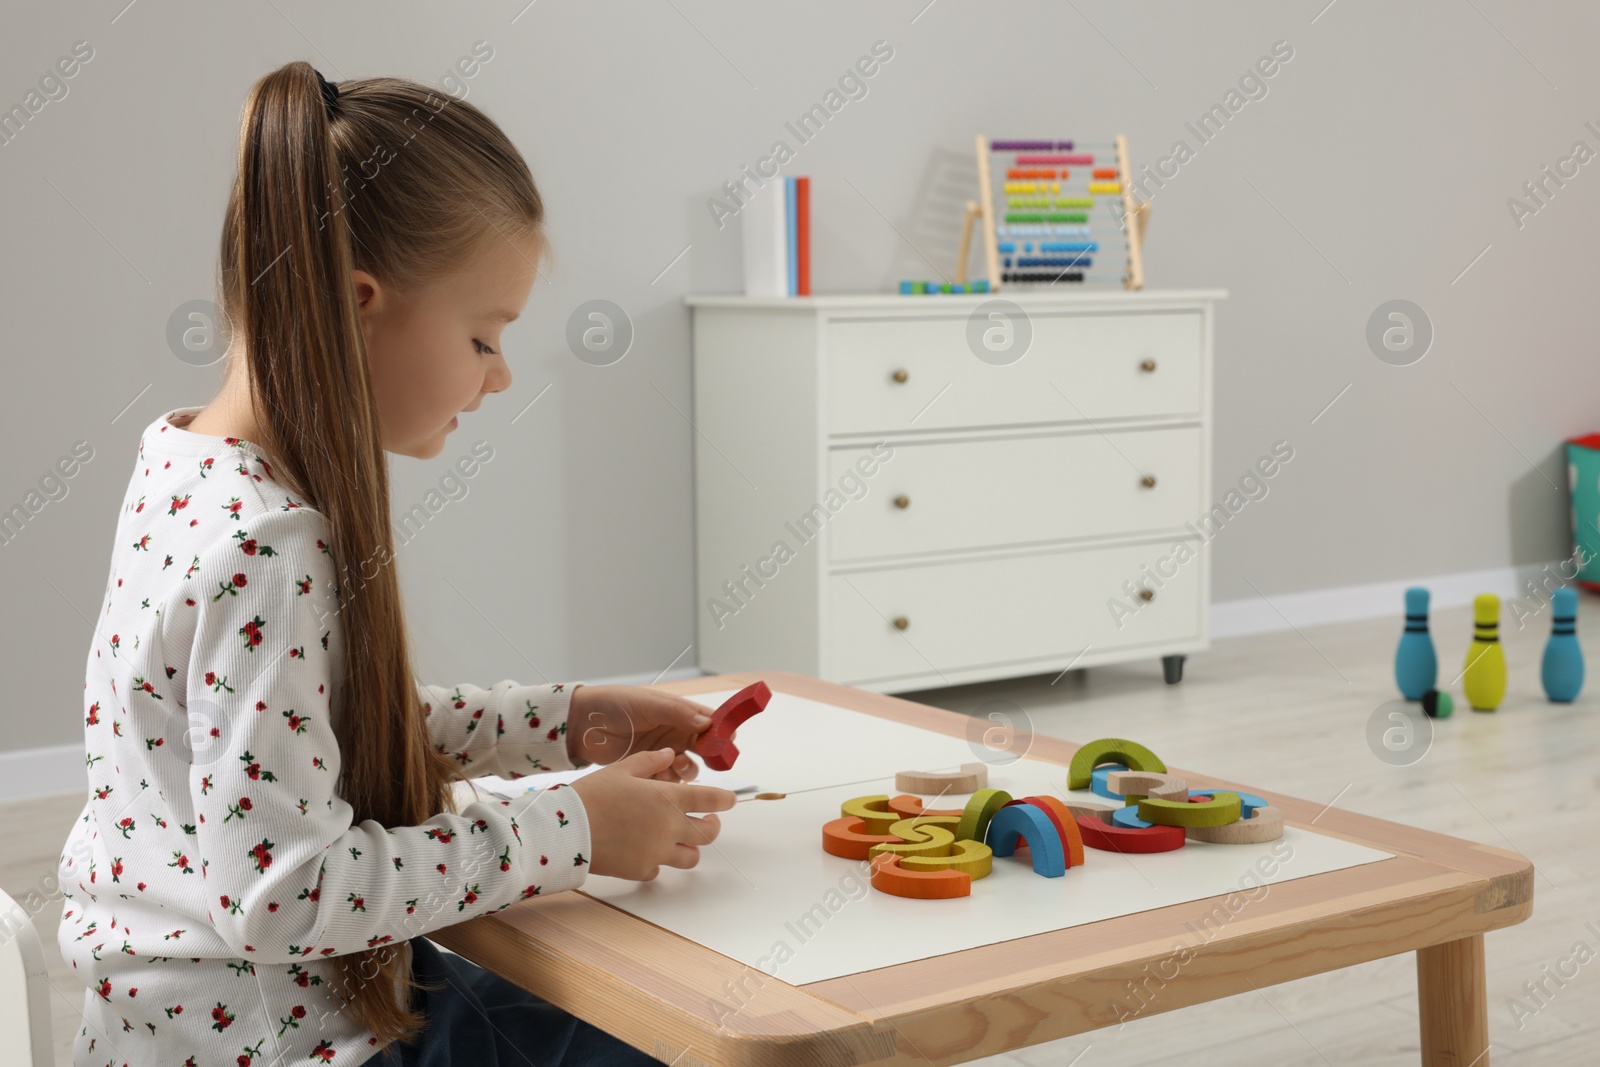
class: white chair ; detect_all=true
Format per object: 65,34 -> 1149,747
0,888 -> 53,1067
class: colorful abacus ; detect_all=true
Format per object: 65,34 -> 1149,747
956,135 -> 1149,293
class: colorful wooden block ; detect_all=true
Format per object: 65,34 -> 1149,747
894,762 -> 989,795
1189,790 -> 1267,818
1015,795 -> 1085,868
985,804 -> 1066,877
1062,802 -> 1118,822
900,838 -> 994,880
1185,805 -> 1285,844
1067,738 -> 1166,790
1110,806 -> 1154,829
1106,771 -> 1189,802
840,794 -> 900,834
888,794 -> 964,819
695,680 -> 771,771
869,824 -> 957,861
1074,813 -> 1186,854
956,788 -> 1014,844
821,816 -> 903,860
1137,792 -> 1242,828
1089,763 -> 1130,799
869,853 -> 972,899
886,815 -> 964,844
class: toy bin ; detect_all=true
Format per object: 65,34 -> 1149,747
1566,432 -> 1600,591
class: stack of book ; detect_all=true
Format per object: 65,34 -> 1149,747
741,175 -> 810,297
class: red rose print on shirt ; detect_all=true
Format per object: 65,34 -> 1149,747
238,614 -> 265,651
212,573 -> 248,601
248,839 -> 274,873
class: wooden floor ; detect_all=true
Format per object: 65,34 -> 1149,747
11,601 -> 1598,1065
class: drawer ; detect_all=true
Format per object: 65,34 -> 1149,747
828,427 -> 1202,562
827,540 -> 1203,683
827,311 -> 1201,435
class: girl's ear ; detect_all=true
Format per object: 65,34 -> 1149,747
351,269 -> 384,317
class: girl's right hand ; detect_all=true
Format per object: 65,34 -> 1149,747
568,747 -> 739,881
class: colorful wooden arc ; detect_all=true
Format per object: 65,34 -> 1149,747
695,680 -> 770,771
985,804 -> 1067,877
1067,738 -> 1166,790
894,762 -> 989,794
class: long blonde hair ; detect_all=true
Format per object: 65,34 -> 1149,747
217,60 -> 546,1046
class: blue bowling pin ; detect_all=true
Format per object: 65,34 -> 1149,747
1395,587 -> 1438,701
1541,586 -> 1584,702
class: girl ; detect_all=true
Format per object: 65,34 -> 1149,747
58,61 -> 738,1067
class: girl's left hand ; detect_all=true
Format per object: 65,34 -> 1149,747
566,685 -> 720,783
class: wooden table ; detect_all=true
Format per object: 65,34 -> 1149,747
432,672 -> 1534,1066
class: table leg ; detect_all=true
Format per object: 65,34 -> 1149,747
1416,934 -> 1490,1066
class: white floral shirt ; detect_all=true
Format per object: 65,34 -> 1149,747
59,407 -> 593,1067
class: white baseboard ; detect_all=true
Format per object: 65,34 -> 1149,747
1209,562 -> 1564,639
0,572 -> 1568,806
0,744 -> 85,803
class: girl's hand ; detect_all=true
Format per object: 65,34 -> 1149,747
567,685 -> 726,783
568,748 -> 739,880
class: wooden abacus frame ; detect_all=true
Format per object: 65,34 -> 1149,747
958,134 -> 1151,292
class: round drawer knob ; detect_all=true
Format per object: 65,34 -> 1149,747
1141,474 -> 1157,489
893,494 -> 911,509
1140,359 -> 1157,373
891,368 -> 909,384
1138,588 -> 1155,602
892,616 -> 910,631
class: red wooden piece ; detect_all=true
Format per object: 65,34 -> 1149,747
1074,813 -> 1185,854
1015,796 -> 1086,868
695,681 -> 770,771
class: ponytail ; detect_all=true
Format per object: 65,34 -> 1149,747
218,60 -> 476,1045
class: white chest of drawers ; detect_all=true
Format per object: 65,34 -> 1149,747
686,290 -> 1225,693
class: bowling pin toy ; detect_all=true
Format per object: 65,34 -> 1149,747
1462,593 -> 1508,712
1541,586 -> 1585,702
1394,586 -> 1438,701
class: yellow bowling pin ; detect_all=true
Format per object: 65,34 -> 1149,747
1462,593 -> 1507,711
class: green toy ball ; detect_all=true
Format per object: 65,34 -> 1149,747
1422,689 -> 1453,719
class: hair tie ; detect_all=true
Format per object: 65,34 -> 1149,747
314,69 -> 340,114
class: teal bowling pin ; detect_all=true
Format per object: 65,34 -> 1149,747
1541,586 -> 1584,702
1394,586 -> 1437,700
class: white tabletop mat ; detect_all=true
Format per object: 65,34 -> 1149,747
540,689 -> 1396,985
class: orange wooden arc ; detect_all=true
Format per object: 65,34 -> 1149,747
822,815 -> 902,860
870,853 -> 972,899
1017,795 -> 1086,868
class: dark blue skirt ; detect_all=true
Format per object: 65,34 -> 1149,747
360,937 -> 663,1066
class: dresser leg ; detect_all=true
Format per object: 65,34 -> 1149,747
1161,655 -> 1185,684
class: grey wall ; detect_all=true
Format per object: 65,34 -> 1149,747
3,1 -> 1596,753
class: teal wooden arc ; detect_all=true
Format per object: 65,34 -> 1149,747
984,803 -> 1066,877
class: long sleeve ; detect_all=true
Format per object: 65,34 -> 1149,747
417,677 -> 592,779
180,507 -> 592,964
